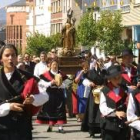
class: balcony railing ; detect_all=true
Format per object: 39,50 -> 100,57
133,0 -> 140,5
121,4 -> 130,13
100,4 -> 130,13
100,5 -> 117,11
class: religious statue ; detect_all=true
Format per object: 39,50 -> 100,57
67,8 -> 73,24
61,8 -> 76,56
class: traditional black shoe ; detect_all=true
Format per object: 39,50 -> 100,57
47,127 -> 52,132
90,134 -> 95,138
58,129 -> 65,134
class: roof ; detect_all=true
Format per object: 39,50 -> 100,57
8,0 -> 26,7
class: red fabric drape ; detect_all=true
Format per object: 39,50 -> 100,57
72,90 -> 78,114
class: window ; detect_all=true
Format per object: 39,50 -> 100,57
102,0 -> 117,7
10,15 -> 14,25
20,26 -> 22,39
51,24 -> 55,35
17,26 -> 19,39
64,0 -> 65,13
56,1 -> 58,12
120,0 -> 130,5
57,0 -> 61,12
14,26 -> 15,39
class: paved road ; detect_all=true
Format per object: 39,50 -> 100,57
32,117 -> 101,140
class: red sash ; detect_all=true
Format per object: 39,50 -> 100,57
43,71 -> 54,81
43,70 -> 67,81
22,78 -> 41,116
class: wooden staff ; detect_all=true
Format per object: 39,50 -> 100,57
125,117 -> 140,125
0,95 -> 21,105
0,92 -> 31,106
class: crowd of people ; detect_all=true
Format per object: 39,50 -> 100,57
0,40 -> 140,140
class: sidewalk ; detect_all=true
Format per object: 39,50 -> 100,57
32,117 -> 101,140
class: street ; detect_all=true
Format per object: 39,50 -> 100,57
32,117 -> 101,140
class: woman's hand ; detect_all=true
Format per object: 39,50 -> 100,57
80,70 -> 85,74
51,79 -> 56,85
10,103 -> 24,112
115,111 -> 126,119
89,82 -> 96,87
129,85 -> 137,90
23,95 -> 34,105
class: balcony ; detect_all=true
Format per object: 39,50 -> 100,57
121,4 -> 130,13
100,5 -> 117,11
133,0 -> 140,5
100,4 -> 130,13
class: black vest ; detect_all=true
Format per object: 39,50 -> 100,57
100,86 -> 128,132
0,68 -> 33,130
102,86 -> 127,111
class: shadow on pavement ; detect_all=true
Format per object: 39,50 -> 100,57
63,130 -> 82,133
33,137 -> 49,139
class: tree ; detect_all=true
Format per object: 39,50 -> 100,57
26,32 -> 61,56
96,10 -> 123,55
51,33 -> 62,49
77,10 -> 97,47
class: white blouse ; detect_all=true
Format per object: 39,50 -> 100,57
38,70 -> 65,89
99,88 -> 120,117
127,94 -> 140,131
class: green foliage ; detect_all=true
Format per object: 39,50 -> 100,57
77,10 -> 124,55
77,10 -> 97,47
17,46 -> 22,54
26,32 -> 61,56
50,33 -> 62,48
96,10 -> 123,55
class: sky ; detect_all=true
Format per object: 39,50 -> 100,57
0,0 -> 20,9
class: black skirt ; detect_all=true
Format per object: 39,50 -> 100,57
81,91 -> 101,135
37,88 -> 66,122
0,129 -> 32,140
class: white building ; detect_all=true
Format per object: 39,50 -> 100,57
26,0 -> 51,36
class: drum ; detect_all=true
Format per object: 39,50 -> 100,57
92,86 -> 103,104
55,74 -> 62,87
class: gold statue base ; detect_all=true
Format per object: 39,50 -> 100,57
61,48 -> 74,56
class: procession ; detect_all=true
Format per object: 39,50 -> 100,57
0,0 -> 140,140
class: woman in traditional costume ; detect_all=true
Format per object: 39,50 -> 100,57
74,61 -> 89,122
0,44 -> 49,140
36,59 -> 67,133
81,60 -> 104,137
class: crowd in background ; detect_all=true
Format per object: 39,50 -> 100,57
1,40 -> 140,140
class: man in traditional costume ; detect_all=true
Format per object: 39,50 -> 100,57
100,65 -> 130,140
118,48 -> 137,92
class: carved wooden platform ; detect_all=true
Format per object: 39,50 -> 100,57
58,56 -> 82,75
